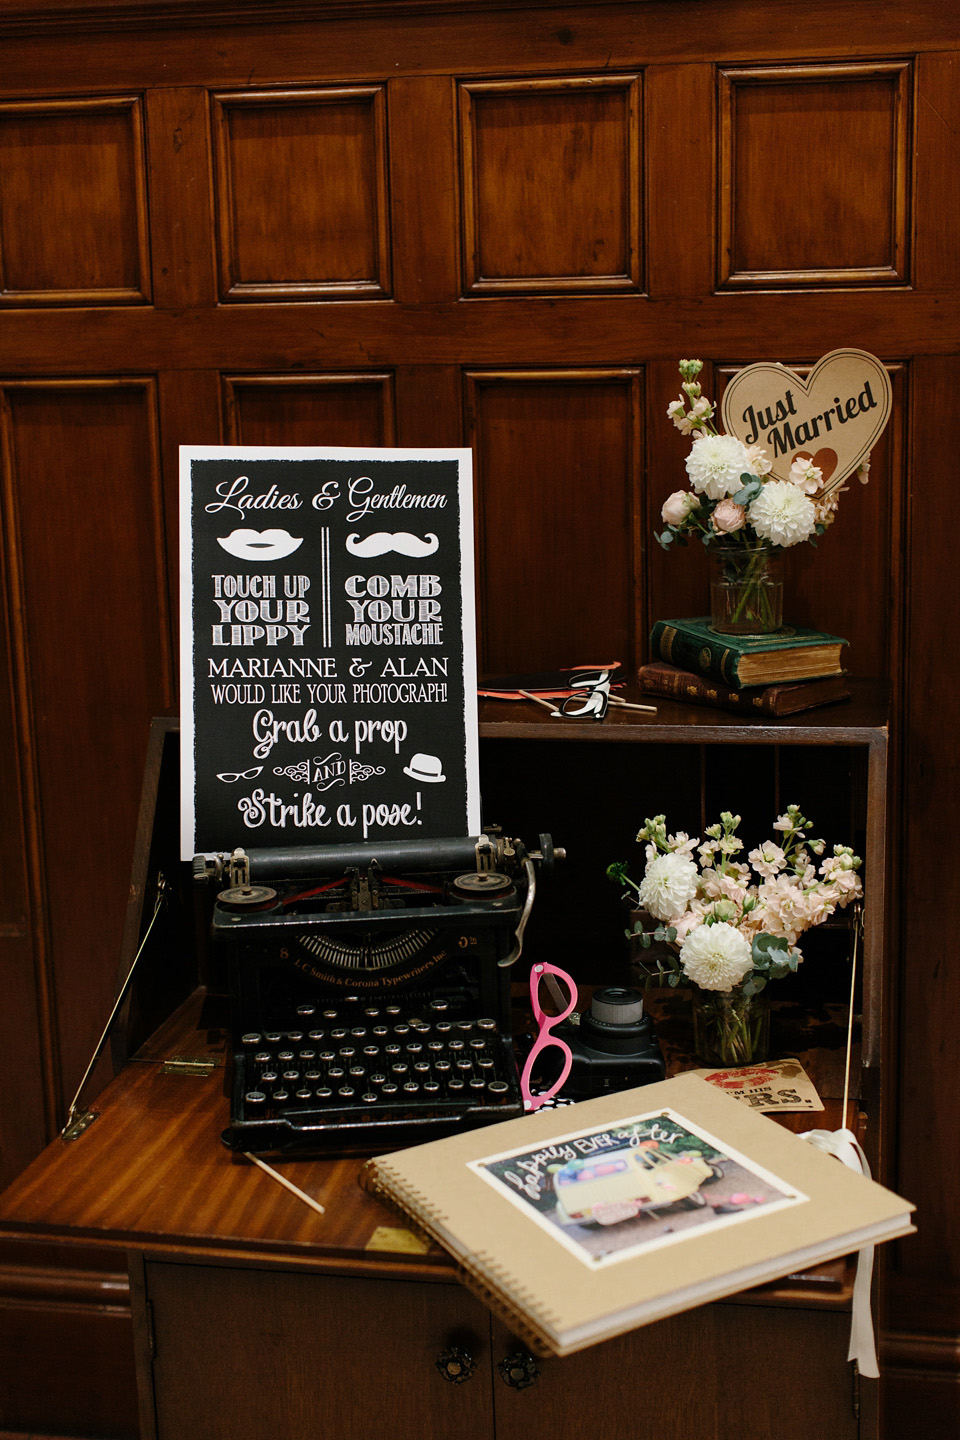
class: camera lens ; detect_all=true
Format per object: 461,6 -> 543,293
589,988 -> 645,1027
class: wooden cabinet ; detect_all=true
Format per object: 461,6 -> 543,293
136,1257 -> 860,1440
0,689 -> 887,1440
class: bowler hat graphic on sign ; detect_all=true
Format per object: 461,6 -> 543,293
404,752 -> 446,783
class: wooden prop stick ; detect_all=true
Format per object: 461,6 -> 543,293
243,1152 -> 326,1216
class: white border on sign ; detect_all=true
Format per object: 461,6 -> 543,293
178,445 -> 479,861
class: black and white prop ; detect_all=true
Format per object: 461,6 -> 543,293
180,447 -> 479,859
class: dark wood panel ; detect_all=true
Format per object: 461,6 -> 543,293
459,74 -> 642,293
0,96 -> 150,305
145,86 -> 219,309
718,63 -> 912,288
211,86 -> 391,301
0,293 -> 957,370
223,373 -> 396,445
466,368 -> 643,673
146,1262 -> 493,1440
1,381 -> 174,1114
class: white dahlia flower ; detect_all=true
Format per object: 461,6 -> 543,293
680,921 -> 753,992
638,851 -> 700,921
748,480 -> 817,546
684,433 -> 752,500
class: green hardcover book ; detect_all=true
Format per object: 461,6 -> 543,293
649,617 -> 848,690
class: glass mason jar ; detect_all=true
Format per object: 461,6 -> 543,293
709,542 -> 783,635
691,986 -> 770,1067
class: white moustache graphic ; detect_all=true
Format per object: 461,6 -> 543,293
218,528 -> 304,561
345,531 -> 439,558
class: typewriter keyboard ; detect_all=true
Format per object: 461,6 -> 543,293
232,996 -> 521,1143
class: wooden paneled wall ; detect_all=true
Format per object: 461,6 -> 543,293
0,2 -> 956,1435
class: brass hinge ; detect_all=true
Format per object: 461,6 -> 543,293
160,1055 -> 222,1076
61,1109 -> 100,1140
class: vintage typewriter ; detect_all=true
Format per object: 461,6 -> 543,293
194,831 -> 562,1154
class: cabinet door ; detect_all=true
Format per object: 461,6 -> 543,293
143,1261 -> 494,1440
492,1304 -> 859,1440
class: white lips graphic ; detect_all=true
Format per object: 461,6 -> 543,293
217,529 -> 304,561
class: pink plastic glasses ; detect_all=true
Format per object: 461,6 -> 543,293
520,961 -> 579,1112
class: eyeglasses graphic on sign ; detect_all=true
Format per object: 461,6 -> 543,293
520,962 -> 579,1112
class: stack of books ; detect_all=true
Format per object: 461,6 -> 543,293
643,617 -> 851,717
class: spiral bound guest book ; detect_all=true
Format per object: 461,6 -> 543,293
359,1072 -> 913,1357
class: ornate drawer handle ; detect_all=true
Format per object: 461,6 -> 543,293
497,1349 -> 541,1390
435,1345 -> 476,1384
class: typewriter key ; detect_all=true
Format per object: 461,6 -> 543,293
331,1027 -> 348,1040
299,1049 -> 316,1062
393,1024 -> 410,1037
338,1085 -> 355,1099
272,1089 -> 290,1103
314,1086 -> 332,1100
429,999 -> 449,1012
304,1069 -> 321,1081
338,1046 -> 356,1060
448,1039 -> 466,1052
241,1033 -> 262,1047
428,1040 -> 445,1053
478,1058 -> 495,1072
322,1009 -> 338,1019
364,1007 -> 381,1017
406,1041 -> 423,1055
385,1006 -> 401,1016
456,1059 -> 473,1073
385,1043 -> 401,1056
447,1078 -> 465,1093
286,1031 -> 304,1044
328,1066 -> 345,1080
295,1088 -> 312,1101
296,1005 -> 316,1018
423,1080 -> 440,1095
254,1051 -> 272,1064
456,1021 -> 474,1033
381,1082 -> 398,1095
436,1020 -> 453,1033
363,1045 -> 380,1058
402,1081 -> 420,1095
370,1073 -> 387,1086
261,1071 -> 278,1085
244,1090 -> 266,1107
282,1069 -> 300,1083
277,1050 -> 294,1063
469,1078 -> 486,1091
488,1081 -> 510,1098
264,1032 -> 282,1043
469,1038 -> 487,1051
308,1030 -> 325,1041
414,1061 -> 431,1074
372,1025 -> 389,1038
477,1018 -> 498,1032
434,1060 -> 451,1075
350,1026 -> 367,1038
349,1065 -> 365,1079
391,1062 -> 409,1077
318,1050 -> 335,1064
361,1092 -> 378,1104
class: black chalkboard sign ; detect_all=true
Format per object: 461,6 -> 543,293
180,448 -> 479,859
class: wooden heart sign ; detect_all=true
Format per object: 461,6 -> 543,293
720,348 -> 892,494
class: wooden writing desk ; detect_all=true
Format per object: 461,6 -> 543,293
0,989 -> 869,1440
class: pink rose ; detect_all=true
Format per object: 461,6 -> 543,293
712,499 -> 747,534
661,490 -> 698,526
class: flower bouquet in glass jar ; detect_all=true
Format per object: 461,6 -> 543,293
607,807 -> 863,1066
659,360 -> 870,634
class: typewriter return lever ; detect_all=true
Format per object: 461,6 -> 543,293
497,833 -> 564,969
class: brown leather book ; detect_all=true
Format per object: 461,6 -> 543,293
638,661 -> 851,717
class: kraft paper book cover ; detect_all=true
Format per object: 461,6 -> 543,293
360,1072 -> 914,1357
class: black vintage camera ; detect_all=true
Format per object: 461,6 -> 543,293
555,987 -> 666,1099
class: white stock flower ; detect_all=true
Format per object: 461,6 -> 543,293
680,922 -> 753,992
745,443 -> 773,476
684,433 -> 752,500
749,842 -> 787,878
749,480 -> 817,546
638,851 -> 700,921
789,456 -> 823,494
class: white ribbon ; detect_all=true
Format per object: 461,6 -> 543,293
799,1126 -> 878,1379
